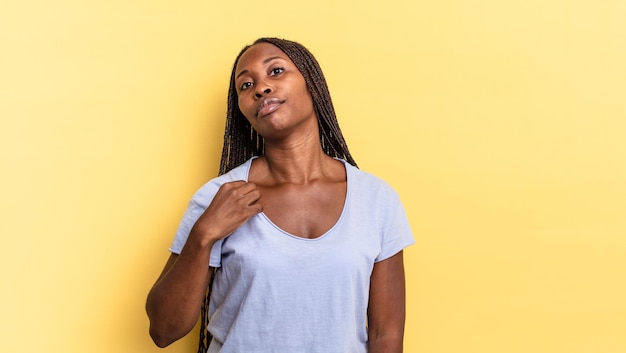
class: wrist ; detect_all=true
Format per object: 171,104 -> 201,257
188,224 -> 223,250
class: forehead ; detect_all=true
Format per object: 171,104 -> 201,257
235,42 -> 294,73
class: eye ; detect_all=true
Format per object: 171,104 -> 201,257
240,81 -> 253,90
269,67 -> 284,76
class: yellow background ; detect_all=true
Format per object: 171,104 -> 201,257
1,1 -> 625,352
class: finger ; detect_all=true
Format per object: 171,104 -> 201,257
241,197 -> 263,215
251,202 -> 263,213
236,182 -> 258,196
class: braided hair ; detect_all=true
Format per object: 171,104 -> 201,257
198,38 -> 360,352
218,37 -> 357,175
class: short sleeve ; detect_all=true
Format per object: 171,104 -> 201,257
169,199 -> 205,254
168,185 -> 224,268
375,192 -> 415,262
168,159 -> 254,268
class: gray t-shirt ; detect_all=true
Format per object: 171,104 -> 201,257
170,157 -> 415,353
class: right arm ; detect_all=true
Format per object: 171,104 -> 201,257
146,181 -> 262,347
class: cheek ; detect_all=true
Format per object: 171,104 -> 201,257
237,96 -> 244,112
300,80 -> 313,108
293,80 -> 313,108
237,102 -> 255,126
237,96 -> 252,117
300,90 -> 315,112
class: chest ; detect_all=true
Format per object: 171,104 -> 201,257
256,181 -> 346,239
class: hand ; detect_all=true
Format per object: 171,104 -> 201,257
190,181 -> 263,244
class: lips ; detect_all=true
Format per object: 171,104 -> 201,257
256,97 -> 284,118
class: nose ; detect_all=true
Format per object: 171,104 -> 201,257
254,85 -> 272,98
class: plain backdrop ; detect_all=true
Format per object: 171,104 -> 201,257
1,1 -> 625,352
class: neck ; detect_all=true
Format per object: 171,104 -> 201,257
260,131 -> 334,184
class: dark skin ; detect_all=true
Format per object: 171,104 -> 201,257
146,42 -> 406,351
146,181 -> 261,347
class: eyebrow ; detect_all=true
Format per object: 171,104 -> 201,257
236,56 -> 285,80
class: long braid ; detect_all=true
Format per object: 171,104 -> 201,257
218,38 -> 357,175
201,39 -> 356,351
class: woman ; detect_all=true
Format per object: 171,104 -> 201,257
146,38 -> 414,353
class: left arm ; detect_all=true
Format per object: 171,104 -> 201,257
367,251 -> 407,353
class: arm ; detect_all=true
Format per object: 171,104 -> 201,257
367,251 -> 407,353
146,251 -> 212,347
146,181 -> 262,347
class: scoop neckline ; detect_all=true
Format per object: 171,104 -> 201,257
242,156 -> 350,241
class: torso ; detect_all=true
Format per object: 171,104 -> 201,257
248,156 -> 347,239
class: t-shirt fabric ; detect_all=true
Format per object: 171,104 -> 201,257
170,157 -> 415,353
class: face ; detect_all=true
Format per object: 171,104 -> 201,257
234,42 -> 316,139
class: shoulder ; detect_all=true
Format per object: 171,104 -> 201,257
345,163 -> 400,202
190,158 -> 255,206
